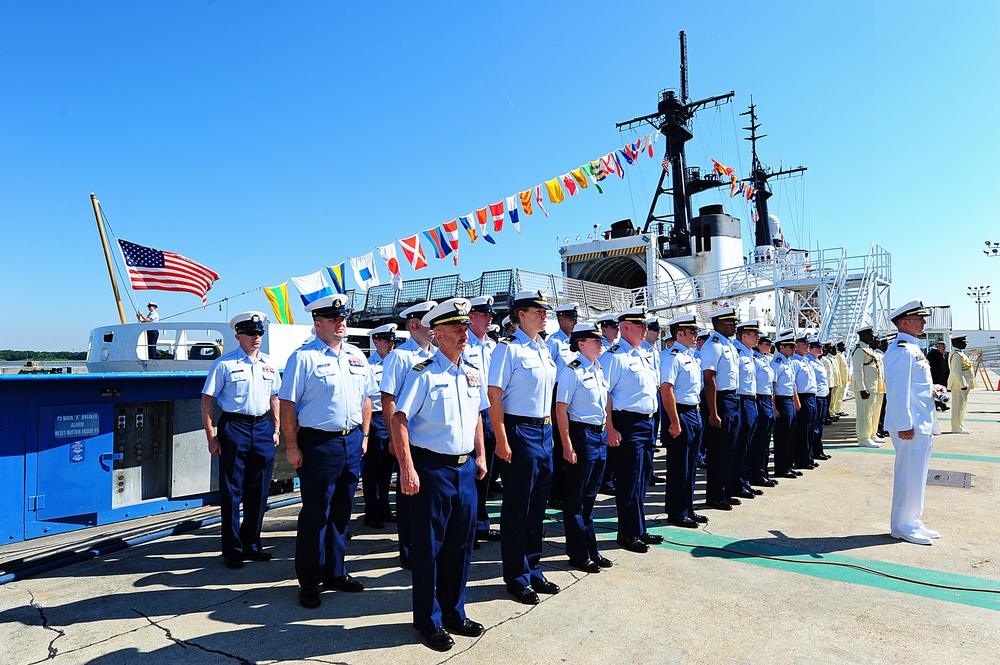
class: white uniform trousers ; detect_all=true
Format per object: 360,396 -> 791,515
870,392 -> 885,436
889,432 -> 934,536
951,388 -> 970,431
832,384 -> 846,414
855,393 -> 876,443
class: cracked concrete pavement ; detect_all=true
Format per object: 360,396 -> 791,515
2,391 -> 1000,664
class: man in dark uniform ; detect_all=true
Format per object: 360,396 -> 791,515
363,323 -> 398,528
926,341 -> 949,388
201,311 -> 281,569
394,299 -> 489,651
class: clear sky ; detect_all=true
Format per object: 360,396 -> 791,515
2,1 -> 998,350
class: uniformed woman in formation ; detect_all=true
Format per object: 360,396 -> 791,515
554,322 -> 612,573
488,290 -> 560,605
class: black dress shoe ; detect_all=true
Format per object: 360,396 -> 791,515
734,490 -> 757,499
750,478 -> 777,488
380,511 -> 397,523
533,578 -> 561,594
639,532 -> 664,545
400,555 -> 413,570
599,484 -> 616,495
476,528 -> 501,542
594,554 -> 614,568
224,557 -> 244,569
568,558 -> 602,573
778,471 -> 799,479
547,498 -> 564,510
793,463 -> 815,470
420,627 -> 454,651
750,488 -> 764,496
243,550 -> 273,562
728,497 -> 743,506
363,515 -> 385,528
443,618 -> 485,637
649,473 -> 665,486
490,480 -> 504,494
298,583 -> 321,609
816,453 -> 831,460
667,516 -> 699,528
616,535 -> 650,553
689,512 -> 709,524
508,586 -> 540,605
704,500 -> 733,511
323,574 -> 364,593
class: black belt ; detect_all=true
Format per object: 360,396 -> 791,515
569,420 -> 605,432
612,410 -> 654,419
677,404 -> 699,413
739,394 -> 756,401
411,446 -> 471,466
506,414 -> 551,426
300,425 -> 358,437
799,392 -> 816,397
756,394 -> 772,399
775,395 -> 795,400
223,412 -> 269,423
717,389 -> 737,396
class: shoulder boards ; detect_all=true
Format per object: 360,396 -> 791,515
499,336 -> 513,344
413,359 -> 433,371
670,348 -> 680,355
463,359 -> 480,370
568,359 -> 582,369
896,341 -> 906,347
609,344 -> 620,353
774,356 -> 783,362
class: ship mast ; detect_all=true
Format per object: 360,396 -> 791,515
741,99 -> 807,261
616,31 -> 734,257
91,193 -> 128,324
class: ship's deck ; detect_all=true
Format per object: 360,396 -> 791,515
3,387 -> 999,664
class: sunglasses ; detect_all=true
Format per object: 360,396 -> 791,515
239,330 -> 264,337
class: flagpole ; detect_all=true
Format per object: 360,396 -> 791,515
90,193 -> 128,324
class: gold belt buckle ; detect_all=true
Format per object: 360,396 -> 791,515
457,454 -> 468,464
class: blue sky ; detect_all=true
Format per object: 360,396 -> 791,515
2,1 -> 998,350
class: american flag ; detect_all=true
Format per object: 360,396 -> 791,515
118,239 -> 220,305
662,155 -> 671,171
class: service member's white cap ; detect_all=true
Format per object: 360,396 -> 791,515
645,316 -> 661,331
777,327 -> 795,339
775,333 -> 796,345
596,313 -> 619,326
856,324 -> 873,334
422,298 -> 472,328
618,307 -> 648,324
554,302 -> 580,317
795,333 -> 811,344
737,319 -> 760,332
305,295 -> 350,317
147,301 -> 158,308
489,324 -> 500,333
230,311 -> 268,332
501,316 -> 513,328
808,337 -> 822,347
511,289 -> 552,311
697,328 -> 711,339
667,313 -> 698,330
369,323 -> 398,338
569,322 -> 603,342
469,296 -> 495,314
709,306 -> 738,322
401,300 -> 438,320
758,334 -> 773,344
890,299 -> 930,323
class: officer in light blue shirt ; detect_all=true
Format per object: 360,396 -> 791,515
362,323 -> 397,528
601,307 -> 660,552
555,322 -> 612,573
748,335 -> 778,487
381,300 -> 437,570
793,335 -> 819,469
393,299 -> 489,648
732,320 -> 761,500
770,332 -> 801,478
201,311 -> 281,568
546,302 -> 579,512
464,295 -> 501,543
659,314 -> 705,528
279,296 -> 379,609
808,338 -> 832,463
700,307 -> 742,509
596,313 -> 619,353
488,289 -> 560,605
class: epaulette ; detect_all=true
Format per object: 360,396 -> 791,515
568,359 -> 582,369
463,359 -> 480,370
499,336 -> 513,344
775,356 -> 784,363
413,359 -> 433,371
609,344 -> 620,353
711,334 -> 721,343
670,348 -> 680,355
896,341 -> 906,347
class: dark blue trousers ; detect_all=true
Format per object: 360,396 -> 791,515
562,423 -> 607,563
409,450 -> 477,633
549,422 -> 567,503
772,396 -> 797,475
749,396 -> 775,481
294,427 -> 362,584
475,410 -> 497,531
795,395 -> 817,466
663,406 -> 702,519
218,415 -> 275,559
610,410 -> 655,539
705,392 -> 741,503
362,413 -> 393,519
732,396 -> 758,494
812,395 -> 828,457
500,421 -> 553,590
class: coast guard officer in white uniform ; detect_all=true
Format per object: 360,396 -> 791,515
884,300 -> 940,545
201,311 -> 281,569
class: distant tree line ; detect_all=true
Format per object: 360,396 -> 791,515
0,350 -> 87,361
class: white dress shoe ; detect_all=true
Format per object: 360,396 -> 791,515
890,531 -> 933,545
918,527 -> 941,539
953,428 -> 973,434
872,436 -> 885,443
858,439 -> 882,449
